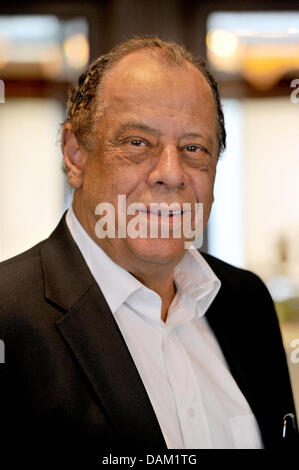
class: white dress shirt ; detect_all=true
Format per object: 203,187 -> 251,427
66,206 -> 263,449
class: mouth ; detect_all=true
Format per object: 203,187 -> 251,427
140,208 -> 184,217
136,202 -> 192,218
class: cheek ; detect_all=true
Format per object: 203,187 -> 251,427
190,172 -> 216,223
192,171 -> 215,201
110,167 -> 147,201
86,155 -> 145,204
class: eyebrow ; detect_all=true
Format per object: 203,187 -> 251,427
180,132 -> 213,147
114,122 -> 213,147
114,122 -> 159,140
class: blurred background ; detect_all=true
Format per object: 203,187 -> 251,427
0,0 -> 298,416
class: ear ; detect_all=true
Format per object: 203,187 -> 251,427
61,123 -> 88,189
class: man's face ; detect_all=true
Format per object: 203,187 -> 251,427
74,50 -> 218,271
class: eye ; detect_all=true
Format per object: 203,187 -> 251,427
128,139 -> 147,147
184,144 -> 207,153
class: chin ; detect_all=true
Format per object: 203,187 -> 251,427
126,237 -> 187,265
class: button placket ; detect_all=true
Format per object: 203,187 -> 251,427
162,330 -> 212,448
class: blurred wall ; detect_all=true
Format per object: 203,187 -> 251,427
0,98 -> 66,260
244,97 -> 299,282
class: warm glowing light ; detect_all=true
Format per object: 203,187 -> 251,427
40,44 -> 64,78
207,29 -> 238,58
0,36 -> 11,69
63,33 -> 89,69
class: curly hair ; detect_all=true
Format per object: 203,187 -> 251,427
64,35 -> 226,157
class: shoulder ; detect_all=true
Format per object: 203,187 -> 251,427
0,240 -> 47,314
0,214 -> 68,305
200,252 -> 284,355
0,240 -> 44,279
200,251 -> 274,307
0,234 -> 67,360
201,251 -> 267,289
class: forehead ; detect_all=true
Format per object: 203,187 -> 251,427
98,49 -> 215,120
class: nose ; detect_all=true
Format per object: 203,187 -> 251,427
147,144 -> 186,191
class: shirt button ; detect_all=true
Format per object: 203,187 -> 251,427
188,408 -> 195,418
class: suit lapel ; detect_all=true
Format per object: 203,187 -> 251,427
205,288 -> 252,405
40,215 -> 166,449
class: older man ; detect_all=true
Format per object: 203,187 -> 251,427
0,37 -> 297,462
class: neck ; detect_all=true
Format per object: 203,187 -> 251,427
131,268 -> 177,322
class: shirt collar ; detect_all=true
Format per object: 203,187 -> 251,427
173,248 -> 221,318
65,206 -> 221,318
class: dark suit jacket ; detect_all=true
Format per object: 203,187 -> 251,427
0,215 -> 297,463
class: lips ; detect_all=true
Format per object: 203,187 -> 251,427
141,208 -> 183,217
138,202 -> 192,216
